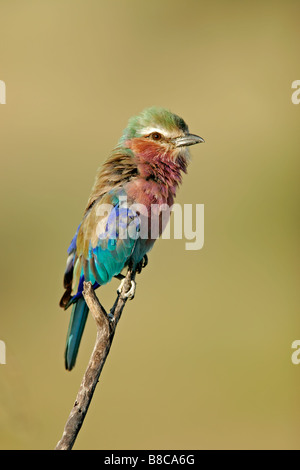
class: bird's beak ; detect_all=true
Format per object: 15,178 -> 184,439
172,133 -> 205,148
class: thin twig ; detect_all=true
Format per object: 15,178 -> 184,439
55,268 -> 136,450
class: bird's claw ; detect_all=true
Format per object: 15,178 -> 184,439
142,254 -> 148,269
136,254 -> 148,274
117,278 -> 136,300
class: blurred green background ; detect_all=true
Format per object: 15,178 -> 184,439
0,0 -> 299,450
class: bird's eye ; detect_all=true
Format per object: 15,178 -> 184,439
150,132 -> 162,141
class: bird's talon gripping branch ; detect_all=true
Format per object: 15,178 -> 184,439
125,280 -> 136,300
117,278 -> 136,300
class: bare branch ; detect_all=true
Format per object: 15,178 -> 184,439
55,268 -> 136,450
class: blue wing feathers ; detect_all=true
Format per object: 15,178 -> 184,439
62,189 -> 141,306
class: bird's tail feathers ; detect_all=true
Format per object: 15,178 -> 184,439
65,297 -> 89,370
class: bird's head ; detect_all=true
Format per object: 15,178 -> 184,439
119,107 -> 204,164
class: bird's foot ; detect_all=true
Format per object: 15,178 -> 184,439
117,278 -> 136,300
136,255 -> 148,274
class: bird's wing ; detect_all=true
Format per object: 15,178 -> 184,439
60,188 -> 140,308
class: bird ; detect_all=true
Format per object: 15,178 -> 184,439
60,107 -> 204,370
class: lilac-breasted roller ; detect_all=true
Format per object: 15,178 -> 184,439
60,107 -> 204,370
